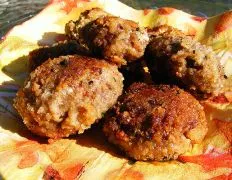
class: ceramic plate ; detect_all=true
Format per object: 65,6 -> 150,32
0,0 -> 231,179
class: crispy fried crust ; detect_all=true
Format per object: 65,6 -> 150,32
103,83 -> 207,161
14,55 -> 124,138
65,8 -> 109,52
65,8 -> 149,66
145,25 -> 224,98
29,40 -> 90,71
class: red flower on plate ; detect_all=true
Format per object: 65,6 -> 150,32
158,7 -> 175,15
15,140 -> 43,169
214,119 -> 232,144
191,16 -> 206,23
120,169 -> 144,180
51,0 -> 90,13
143,9 -> 152,16
179,151 -> 232,171
215,11 -> 232,33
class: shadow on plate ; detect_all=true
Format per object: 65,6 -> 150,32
73,123 -> 126,159
38,32 -> 68,46
2,55 -> 29,86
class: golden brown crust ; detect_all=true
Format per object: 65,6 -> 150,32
14,55 -> 124,138
145,25 -> 224,98
29,40 -> 90,71
65,8 -> 110,52
103,83 -> 207,161
86,16 -> 149,65
65,8 -> 149,66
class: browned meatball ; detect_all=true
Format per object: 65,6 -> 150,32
65,8 -> 149,66
65,8 -> 109,53
29,40 -> 90,71
103,83 -> 207,161
14,55 -> 124,138
145,25 -> 224,98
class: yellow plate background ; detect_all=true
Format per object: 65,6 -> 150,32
0,0 -> 231,179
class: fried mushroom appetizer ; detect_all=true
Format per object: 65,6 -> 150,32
65,8 -> 149,65
14,55 -> 123,138
145,25 -> 224,98
103,83 -> 207,161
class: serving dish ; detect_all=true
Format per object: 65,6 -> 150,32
0,0 -> 231,179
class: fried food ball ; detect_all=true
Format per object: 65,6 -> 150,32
29,40 -> 90,71
65,8 -> 149,66
65,8 -> 109,52
14,55 -> 124,138
103,83 -> 207,161
145,25 -> 224,98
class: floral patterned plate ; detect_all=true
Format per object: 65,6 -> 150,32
0,0 -> 231,179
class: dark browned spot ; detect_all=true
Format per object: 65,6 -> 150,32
171,42 -> 182,53
117,24 -> 123,30
88,80 -> 93,85
148,99 -> 156,106
60,111 -> 69,120
186,57 -> 203,70
186,57 -> 195,68
78,107 -> 87,116
59,59 -> 69,67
